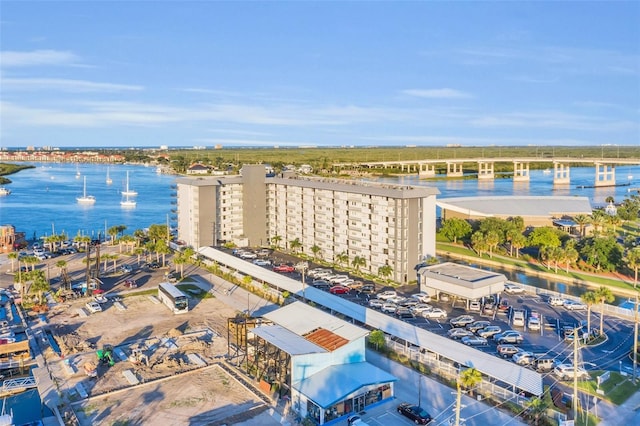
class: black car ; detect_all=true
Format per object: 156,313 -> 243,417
358,284 -> 376,294
397,402 -> 432,425
147,261 -> 161,269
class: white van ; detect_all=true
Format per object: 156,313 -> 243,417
512,309 -> 525,327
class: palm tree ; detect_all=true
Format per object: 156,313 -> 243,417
485,231 -> 500,258
627,248 -> 640,288
351,256 -> 366,271
581,291 -> 597,334
335,251 -> 349,268
173,252 -> 187,278
511,233 -> 527,258
7,252 -> 18,272
595,286 -> 615,336
525,397 -> 548,425
29,269 -> 49,304
270,235 -> 282,250
378,264 -> 393,281
289,238 -> 302,254
310,245 -> 321,260
573,214 -> 590,238
22,255 -> 39,272
564,247 -> 579,273
607,214 -> 622,233
456,368 -> 482,425
471,231 -> 488,257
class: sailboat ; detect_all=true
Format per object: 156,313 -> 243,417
121,171 -> 138,196
106,167 -> 113,185
120,193 -> 136,208
77,177 -> 96,204
75,164 -> 81,179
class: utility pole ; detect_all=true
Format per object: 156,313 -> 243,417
454,380 -> 462,426
634,294 -> 638,383
573,326 -> 579,422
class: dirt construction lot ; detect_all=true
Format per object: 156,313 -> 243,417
41,287 -> 281,426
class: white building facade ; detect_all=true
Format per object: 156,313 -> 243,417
176,165 -> 439,283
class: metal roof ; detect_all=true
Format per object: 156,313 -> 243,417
263,302 -> 369,343
197,247 -> 543,396
293,362 -> 397,408
437,196 -> 592,218
418,262 -> 506,300
251,325 -> 327,355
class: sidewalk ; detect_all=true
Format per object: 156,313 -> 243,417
597,388 -> 640,426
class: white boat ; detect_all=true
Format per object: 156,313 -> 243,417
120,193 -> 136,208
77,177 -> 96,205
75,164 -> 81,179
0,187 -> 10,196
106,167 -> 113,185
542,169 -> 551,175
121,171 -> 138,196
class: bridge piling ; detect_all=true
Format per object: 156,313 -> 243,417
553,162 -> 571,185
595,163 -> 616,187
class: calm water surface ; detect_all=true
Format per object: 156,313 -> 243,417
0,163 -> 176,241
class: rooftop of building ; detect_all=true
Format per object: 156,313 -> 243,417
437,195 -> 592,218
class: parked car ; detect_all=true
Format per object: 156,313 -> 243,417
85,301 -> 102,313
469,300 -> 482,312
497,344 -> 521,358
411,292 -> 431,303
120,265 -> 133,273
147,261 -> 161,269
466,320 -> 492,333
512,351 -> 536,366
554,364 -> 589,380
477,325 -> 502,338
93,295 -> 108,304
396,402 -> 432,425
422,308 -> 447,319
563,300 -> 587,311
381,303 -> 398,314
512,309 -> 526,327
253,258 -> 271,266
124,279 -> 137,288
239,251 -> 257,259
528,311 -> 541,331
494,330 -> 523,344
410,303 -> 433,315
447,328 -> 474,340
450,315 -> 475,328
388,295 -> 408,305
347,280 -> 365,290
497,299 -> 510,313
347,415 -> 370,426
368,299 -> 384,309
329,285 -> 350,295
377,290 -> 398,300
396,308 -> 414,319
482,303 -> 496,316
358,284 -> 376,294
533,357 -> 556,372
548,296 -> 565,306
504,283 -> 525,294
462,335 -> 488,346
273,264 -> 295,273
439,293 -> 451,302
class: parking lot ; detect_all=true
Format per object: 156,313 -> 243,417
230,247 -> 636,386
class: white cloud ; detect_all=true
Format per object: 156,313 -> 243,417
402,88 -> 472,99
2,78 -> 143,92
0,50 -> 81,67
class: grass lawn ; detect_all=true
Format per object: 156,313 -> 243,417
436,241 -> 636,292
577,371 -> 640,405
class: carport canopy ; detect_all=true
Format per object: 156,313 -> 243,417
418,262 -> 506,301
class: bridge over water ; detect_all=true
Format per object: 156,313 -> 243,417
333,157 -> 640,187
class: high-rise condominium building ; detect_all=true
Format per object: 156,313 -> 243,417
175,165 -> 439,283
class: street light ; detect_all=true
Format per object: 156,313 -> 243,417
295,261 -> 309,301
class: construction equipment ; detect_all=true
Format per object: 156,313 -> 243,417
129,346 -> 149,367
96,344 -> 115,367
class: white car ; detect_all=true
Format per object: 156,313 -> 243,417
253,258 -> 271,266
504,283 -> 525,294
239,251 -> 257,259
554,364 -> 589,380
381,303 -> 398,314
410,303 -> 433,315
376,291 -> 398,300
563,300 -> 587,311
422,308 -> 447,319
512,351 -> 535,366
548,297 -> 565,306
411,292 -> 431,303
86,301 -> 102,313
93,295 -> 108,304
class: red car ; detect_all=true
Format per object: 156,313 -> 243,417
273,264 -> 295,273
329,285 -> 350,295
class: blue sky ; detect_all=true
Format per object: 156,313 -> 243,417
1,1 -> 639,148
